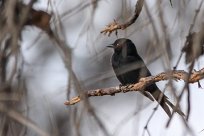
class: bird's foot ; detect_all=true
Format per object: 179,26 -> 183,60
119,84 -> 126,93
120,84 -> 131,93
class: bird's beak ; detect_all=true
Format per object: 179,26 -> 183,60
107,44 -> 114,48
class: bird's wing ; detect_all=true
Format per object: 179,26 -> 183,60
120,56 -> 156,101
123,56 -> 152,77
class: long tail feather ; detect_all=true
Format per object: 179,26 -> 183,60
147,85 -> 185,117
165,98 -> 185,116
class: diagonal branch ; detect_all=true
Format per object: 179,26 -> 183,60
65,68 -> 204,105
100,0 -> 144,36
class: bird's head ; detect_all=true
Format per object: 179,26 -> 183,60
107,38 -> 138,56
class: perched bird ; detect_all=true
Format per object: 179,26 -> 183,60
108,38 -> 184,117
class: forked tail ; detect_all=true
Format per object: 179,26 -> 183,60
147,85 -> 185,117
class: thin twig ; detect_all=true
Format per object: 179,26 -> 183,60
0,103 -> 49,136
174,0 -> 204,69
49,9 -> 110,135
166,62 -> 195,136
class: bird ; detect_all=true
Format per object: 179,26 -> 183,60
107,38 -> 184,117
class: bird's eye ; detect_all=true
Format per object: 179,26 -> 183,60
116,43 -> 122,48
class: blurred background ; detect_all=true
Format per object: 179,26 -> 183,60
1,0 -> 204,136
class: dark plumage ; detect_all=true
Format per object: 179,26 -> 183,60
108,38 -> 184,117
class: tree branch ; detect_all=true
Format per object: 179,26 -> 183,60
64,68 -> 204,105
100,0 -> 144,36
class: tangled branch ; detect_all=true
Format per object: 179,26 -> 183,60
65,68 -> 204,105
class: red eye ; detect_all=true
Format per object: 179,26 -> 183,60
116,43 -> 122,48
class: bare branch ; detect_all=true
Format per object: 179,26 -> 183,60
65,68 -> 204,105
100,0 -> 144,36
